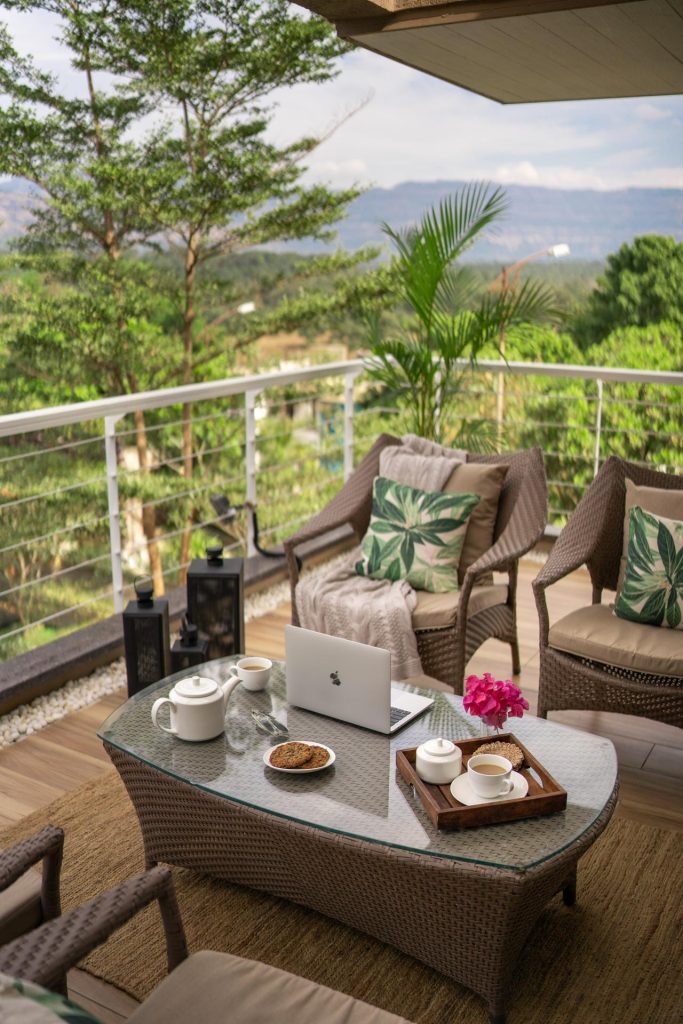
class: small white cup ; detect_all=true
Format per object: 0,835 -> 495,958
467,753 -> 513,799
226,657 -> 272,692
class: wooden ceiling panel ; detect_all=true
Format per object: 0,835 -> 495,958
361,28 -> 532,100
575,5 -> 683,88
447,18 -> 622,93
619,0 -> 683,62
312,0 -> 683,102
541,9 -> 676,92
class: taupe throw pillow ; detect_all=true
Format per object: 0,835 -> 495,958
379,448 -> 462,492
443,462 -> 508,578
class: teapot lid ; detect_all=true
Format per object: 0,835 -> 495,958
421,737 -> 457,758
175,675 -> 218,699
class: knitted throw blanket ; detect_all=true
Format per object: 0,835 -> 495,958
295,437 -> 465,679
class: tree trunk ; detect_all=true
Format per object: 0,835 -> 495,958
178,238 -> 199,579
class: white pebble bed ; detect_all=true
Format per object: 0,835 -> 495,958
0,551 -> 351,751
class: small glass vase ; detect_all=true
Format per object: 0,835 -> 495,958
480,720 -> 504,738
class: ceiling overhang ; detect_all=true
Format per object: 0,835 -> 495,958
297,0 -> 683,103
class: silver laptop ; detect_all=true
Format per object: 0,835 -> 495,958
285,625 -> 434,734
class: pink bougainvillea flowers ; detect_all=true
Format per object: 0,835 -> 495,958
463,672 -> 529,730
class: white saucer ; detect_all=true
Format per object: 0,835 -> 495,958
263,741 -> 335,774
450,770 -> 528,806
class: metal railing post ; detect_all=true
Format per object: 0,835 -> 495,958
104,414 -> 125,613
245,390 -> 259,557
343,371 -> 358,481
593,378 -> 604,477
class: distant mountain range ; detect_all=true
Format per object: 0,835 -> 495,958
320,181 -> 683,261
1,177 -> 681,261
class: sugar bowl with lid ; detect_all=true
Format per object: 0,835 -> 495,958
415,737 -> 462,785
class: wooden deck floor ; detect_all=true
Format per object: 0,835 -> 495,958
1,560 -> 681,1021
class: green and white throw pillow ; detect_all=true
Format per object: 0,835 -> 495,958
355,476 -> 479,593
614,506 -> 683,630
0,973 -> 102,1023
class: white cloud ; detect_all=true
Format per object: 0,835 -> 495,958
634,103 -> 671,122
495,161 -> 541,184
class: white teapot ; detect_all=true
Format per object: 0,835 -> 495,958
151,673 -> 241,742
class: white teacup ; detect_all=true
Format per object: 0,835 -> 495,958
226,657 -> 272,692
467,753 -> 514,799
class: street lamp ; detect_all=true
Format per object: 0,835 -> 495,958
492,243 -> 570,438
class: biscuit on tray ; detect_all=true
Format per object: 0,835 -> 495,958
475,741 -> 524,771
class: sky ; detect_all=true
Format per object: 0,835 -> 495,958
3,8 -> 683,195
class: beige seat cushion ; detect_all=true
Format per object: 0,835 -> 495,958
617,479 -> 683,593
412,583 -> 508,630
443,462 -> 508,577
129,950 -> 411,1024
0,868 -> 43,946
548,604 -> 683,679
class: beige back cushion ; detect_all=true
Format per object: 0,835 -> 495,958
378,448 -> 461,492
617,480 -> 683,594
443,462 -> 508,577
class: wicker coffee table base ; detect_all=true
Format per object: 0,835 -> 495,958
107,746 -> 617,1024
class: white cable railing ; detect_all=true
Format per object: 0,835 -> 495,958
0,357 -> 681,660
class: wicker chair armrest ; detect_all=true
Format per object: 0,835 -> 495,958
283,508 -> 358,593
0,826 -> 63,894
282,433 -> 401,592
463,473 -> 548,584
0,826 -> 63,924
531,484 -> 609,642
0,866 -> 188,991
533,511 -> 602,596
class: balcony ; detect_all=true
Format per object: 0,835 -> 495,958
0,357 -> 681,1021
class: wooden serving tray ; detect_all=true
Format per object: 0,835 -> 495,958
396,733 -> 567,829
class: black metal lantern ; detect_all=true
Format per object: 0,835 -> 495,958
187,545 -> 244,660
122,576 -> 171,697
170,616 -> 210,673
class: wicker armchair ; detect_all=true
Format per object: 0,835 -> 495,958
0,827 -> 188,994
0,828 -> 409,1024
533,456 -> 683,726
283,435 -> 548,693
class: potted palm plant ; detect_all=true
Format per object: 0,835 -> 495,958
365,183 -> 556,446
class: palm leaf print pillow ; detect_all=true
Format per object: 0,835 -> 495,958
614,506 -> 683,630
355,476 -> 479,593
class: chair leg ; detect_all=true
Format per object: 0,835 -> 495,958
509,637 -> 521,676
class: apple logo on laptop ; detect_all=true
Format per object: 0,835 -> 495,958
330,671 -> 341,686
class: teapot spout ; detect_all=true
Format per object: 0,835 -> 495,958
220,674 -> 242,709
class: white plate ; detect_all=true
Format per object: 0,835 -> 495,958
450,770 -> 529,806
263,741 -> 335,774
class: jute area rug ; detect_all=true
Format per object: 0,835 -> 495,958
3,772 -> 682,1024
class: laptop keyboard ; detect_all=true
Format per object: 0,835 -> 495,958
389,706 -> 411,726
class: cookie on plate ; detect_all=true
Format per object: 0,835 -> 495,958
270,742 -> 314,769
299,745 -> 330,770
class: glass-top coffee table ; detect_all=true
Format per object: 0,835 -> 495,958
100,658 -> 618,1023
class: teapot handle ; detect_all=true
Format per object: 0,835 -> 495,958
151,696 -> 178,734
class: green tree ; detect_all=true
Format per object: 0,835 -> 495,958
0,0 -> 387,586
573,235 -> 683,347
365,184 -> 557,444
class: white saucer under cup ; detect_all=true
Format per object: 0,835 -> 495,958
450,771 -> 529,806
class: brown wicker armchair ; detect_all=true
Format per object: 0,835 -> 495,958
283,435 -> 548,693
533,456 -> 683,727
0,827 -> 188,994
0,828 -> 409,1024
